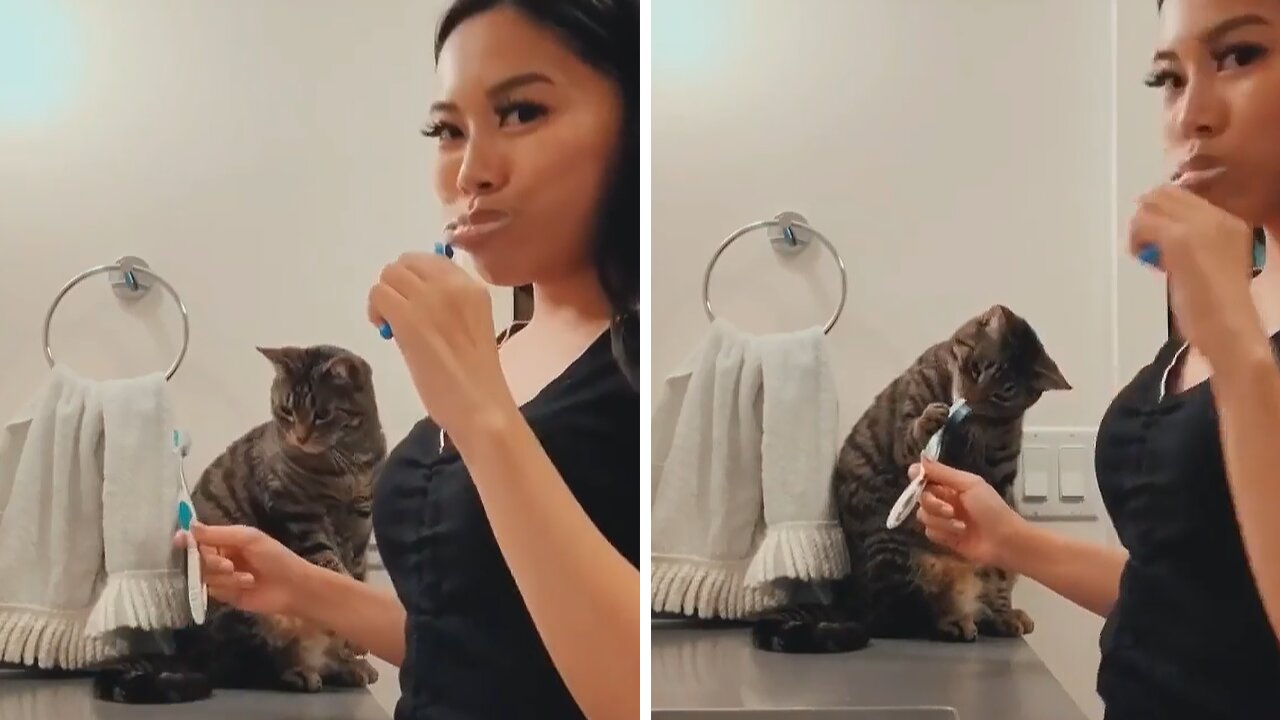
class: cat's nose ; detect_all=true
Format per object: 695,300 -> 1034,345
292,427 -> 312,445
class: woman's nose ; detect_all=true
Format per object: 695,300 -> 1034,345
456,138 -> 509,196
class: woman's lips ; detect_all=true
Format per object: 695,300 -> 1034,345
445,209 -> 511,244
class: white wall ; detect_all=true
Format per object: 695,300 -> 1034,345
652,2 -> 1166,718
0,1 -> 513,711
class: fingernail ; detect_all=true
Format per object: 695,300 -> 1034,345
434,241 -> 453,258
952,520 -> 966,532
378,321 -> 393,339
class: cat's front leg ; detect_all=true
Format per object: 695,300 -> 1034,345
908,402 -> 952,456
914,550 -> 982,643
976,567 -> 1035,637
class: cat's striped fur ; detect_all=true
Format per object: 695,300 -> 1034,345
93,344 -> 387,703
752,305 -> 1069,653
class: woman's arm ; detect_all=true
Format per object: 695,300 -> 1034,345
451,409 -> 639,720
1205,337 -> 1280,640
187,522 -> 409,667
1002,522 -> 1128,618
917,461 -> 1127,618
294,565 -> 408,666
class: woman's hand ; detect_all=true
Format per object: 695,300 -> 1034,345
1128,184 -> 1268,364
174,522 -> 309,616
367,253 -> 517,443
913,459 -> 1029,568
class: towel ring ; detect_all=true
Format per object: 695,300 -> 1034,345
701,212 -> 848,334
43,256 -> 190,380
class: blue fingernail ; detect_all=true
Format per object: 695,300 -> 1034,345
1138,245 -> 1161,268
378,321 -> 393,339
178,500 -> 193,531
435,242 -> 454,258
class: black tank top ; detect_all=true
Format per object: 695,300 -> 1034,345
371,330 -> 639,719
1095,334 -> 1280,718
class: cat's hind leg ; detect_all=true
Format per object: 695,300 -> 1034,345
976,566 -> 1034,637
320,639 -> 380,687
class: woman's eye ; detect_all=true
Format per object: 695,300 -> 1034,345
422,121 -> 462,142
1143,68 -> 1183,90
497,101 -> 548,127
1217,43 -> 1267,71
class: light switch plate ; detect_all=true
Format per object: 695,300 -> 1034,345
1013,427 -> 1100,522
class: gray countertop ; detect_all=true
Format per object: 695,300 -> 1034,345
0,670 -> 390,720
651,622 -> 1087,720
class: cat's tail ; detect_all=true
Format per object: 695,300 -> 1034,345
91,654 -> 212,704
750,604 -> 870,654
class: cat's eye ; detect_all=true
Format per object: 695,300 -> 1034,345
315,408 -> 331,423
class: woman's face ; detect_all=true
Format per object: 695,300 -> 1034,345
1154,0 -> 1280,225
428,7 -> 623,287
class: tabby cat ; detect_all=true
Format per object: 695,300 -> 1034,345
93,344 -> 387,703
752,304 -> 1070,653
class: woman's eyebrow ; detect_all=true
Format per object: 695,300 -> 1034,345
428,72 -> 555,114
1152,13 -> 1271,63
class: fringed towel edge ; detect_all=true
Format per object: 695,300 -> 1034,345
743,520 -> 851,587
652,556 -> 787,620
0,604 -> 127,670
84,569 -> 191,637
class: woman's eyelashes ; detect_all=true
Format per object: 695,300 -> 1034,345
1215,42 -> 1268,71
496,99 -> 549,128
422,120 -> 462,142
1143,43 -> 1270,89
420,99 -> 551,144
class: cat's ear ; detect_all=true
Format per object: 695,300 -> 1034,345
1032,353 -> 1072,391
257,346 -> 302,374
981,304 -> 1013,339
322,355 -> 365,386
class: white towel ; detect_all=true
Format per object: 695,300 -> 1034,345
744,328 -> 849,585
0,366 -> 190,670
651,321 -> 849,620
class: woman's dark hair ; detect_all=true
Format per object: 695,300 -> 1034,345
435,0 -> 641,391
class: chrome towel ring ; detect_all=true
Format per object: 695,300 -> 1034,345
43,255 -> 190,380
701,211 -> 848,334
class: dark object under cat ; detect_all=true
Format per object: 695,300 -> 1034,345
752,304 -> 1070,654
93,344 -> 388,703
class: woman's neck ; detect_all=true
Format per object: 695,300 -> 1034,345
528,269 -> 612,332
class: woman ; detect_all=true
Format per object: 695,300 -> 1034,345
182,1 -> 640,718
914,1 -> 1280,717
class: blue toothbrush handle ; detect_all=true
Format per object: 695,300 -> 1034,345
1137,245 -> 1161,268
378,242 -> 453,339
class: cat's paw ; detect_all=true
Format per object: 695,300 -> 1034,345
978,608 -> 1035,637
279,669 -> 323,693
931,617 -> 979,643
324,657 -> 379,688
912,402 -> 952,445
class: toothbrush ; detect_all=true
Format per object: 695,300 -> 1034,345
1137,245 -> 1161,268
886,398 -> 972,529
174,429 -> 207,624
378,241 -> 454,339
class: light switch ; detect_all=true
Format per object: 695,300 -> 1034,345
1021,446 -> 1051,500
1058,446 -> 1088,500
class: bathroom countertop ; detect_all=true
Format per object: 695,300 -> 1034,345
651,622 -> 1088,719
0,671 -> 390,720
